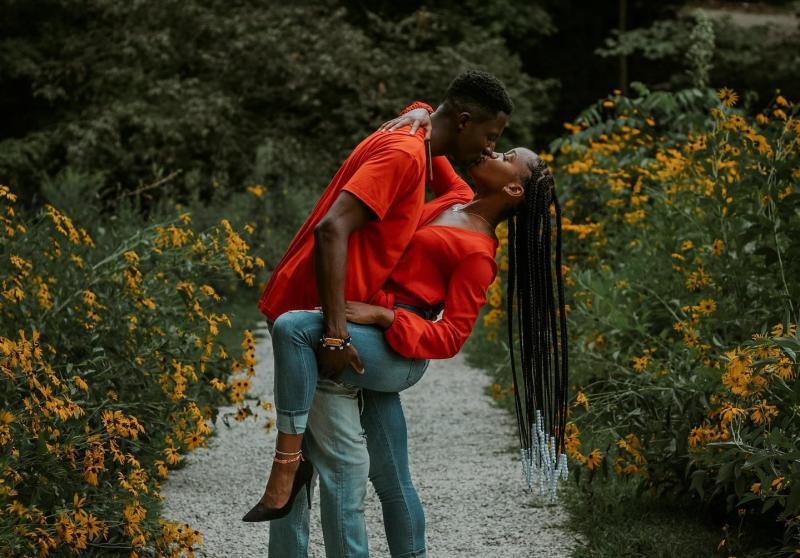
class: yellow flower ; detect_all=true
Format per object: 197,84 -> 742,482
491,383 -> 504,401
711,239 -> 724,256
771,356 -> 795,381
71,375 -> 89,392
718,87 -> 738,107
594,333 -> 605,346
164,447 -> 181,465
750,400 -> 778,424
750,482 -> 761,493
681,240 -> 694,251
719,403 -> 746,425
698,298 -> 717,316
184,431 -> 205,450
573,391 -> 589,411
586,449 -> 602,470
247,184 -> 265,198
200,285 -> 221,301
687,426 -> 705,448
206,377 -> 225,392
776,95 -> 790,107
632,354 -> 651,372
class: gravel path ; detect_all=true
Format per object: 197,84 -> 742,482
160,322 -> 579,557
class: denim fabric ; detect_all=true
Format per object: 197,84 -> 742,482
265,311 -> 429,557
270,309 -> 429,434
362,390 -> 427,557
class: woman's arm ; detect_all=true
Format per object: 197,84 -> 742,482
382,252 -> 498,359
379,102 -> 472,199
378,102 -> 434,139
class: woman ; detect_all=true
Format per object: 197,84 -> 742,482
244,126 -> 569,555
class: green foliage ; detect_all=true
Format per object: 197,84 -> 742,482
684,11 -> 715,89
0,183 -> 264,555
595,7 -> 800,100
467,84 -> 800,555
0,0 -> 554,272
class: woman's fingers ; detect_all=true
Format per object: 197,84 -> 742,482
387,118 -> 409,132
409,121 -> 420,135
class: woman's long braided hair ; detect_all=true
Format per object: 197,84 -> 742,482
505,155 -> 569,462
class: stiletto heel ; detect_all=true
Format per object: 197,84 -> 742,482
241,457 -> 314,522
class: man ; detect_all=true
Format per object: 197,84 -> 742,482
256,70 -> 513,557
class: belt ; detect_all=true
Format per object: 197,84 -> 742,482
394,302 -> 439,321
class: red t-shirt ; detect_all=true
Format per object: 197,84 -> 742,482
369,157 -> 499,359
258,126 -> 431,321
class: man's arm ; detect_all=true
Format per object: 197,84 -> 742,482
313,191 -> 370,377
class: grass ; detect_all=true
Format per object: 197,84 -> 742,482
562,478 -> 722,558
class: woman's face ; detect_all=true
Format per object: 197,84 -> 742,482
467,147 -> 538,195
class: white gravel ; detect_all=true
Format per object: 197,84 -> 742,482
160,322 -> 580,557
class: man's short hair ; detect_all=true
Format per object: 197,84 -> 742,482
444,70 -> 513,120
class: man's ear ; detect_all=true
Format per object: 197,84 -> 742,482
457,112 -> 472,130
504,181 -> 524,200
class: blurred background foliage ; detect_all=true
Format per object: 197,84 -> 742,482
2,0 -> 798,269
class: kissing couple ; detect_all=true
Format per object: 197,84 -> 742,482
244,70 -> 570,557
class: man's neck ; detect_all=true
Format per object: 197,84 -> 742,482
428,109 -> 452,158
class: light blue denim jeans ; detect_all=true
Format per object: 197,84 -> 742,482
271,309 -> 429,435
266,310 -> 430,557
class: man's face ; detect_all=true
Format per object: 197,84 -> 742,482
453,111 -> 509,168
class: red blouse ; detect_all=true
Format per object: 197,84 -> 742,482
369,156 -> 499,359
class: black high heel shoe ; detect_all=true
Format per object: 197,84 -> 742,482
241,457 -> 314,522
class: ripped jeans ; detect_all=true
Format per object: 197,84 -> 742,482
267,309 -> 430,557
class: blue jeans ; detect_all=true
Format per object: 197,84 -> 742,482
266,310 -> 430,558
271,310 -> 429,434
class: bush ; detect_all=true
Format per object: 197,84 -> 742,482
0,183 -> 268,557
466,86 -> 800,555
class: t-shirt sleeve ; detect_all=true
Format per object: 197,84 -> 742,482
342,149 -> 422,220
383,252 -> 498,359
429,155 -> 473,200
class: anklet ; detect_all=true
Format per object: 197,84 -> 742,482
275,449 -> 302,456
273,453 -> 304,465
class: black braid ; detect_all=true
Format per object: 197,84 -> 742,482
506,157 -> 569,460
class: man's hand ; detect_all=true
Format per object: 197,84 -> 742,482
378,108 -> 432,140
317,344 -> 365,378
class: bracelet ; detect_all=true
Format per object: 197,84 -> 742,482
319,335 -> 353,351
399,101 -> 434,116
